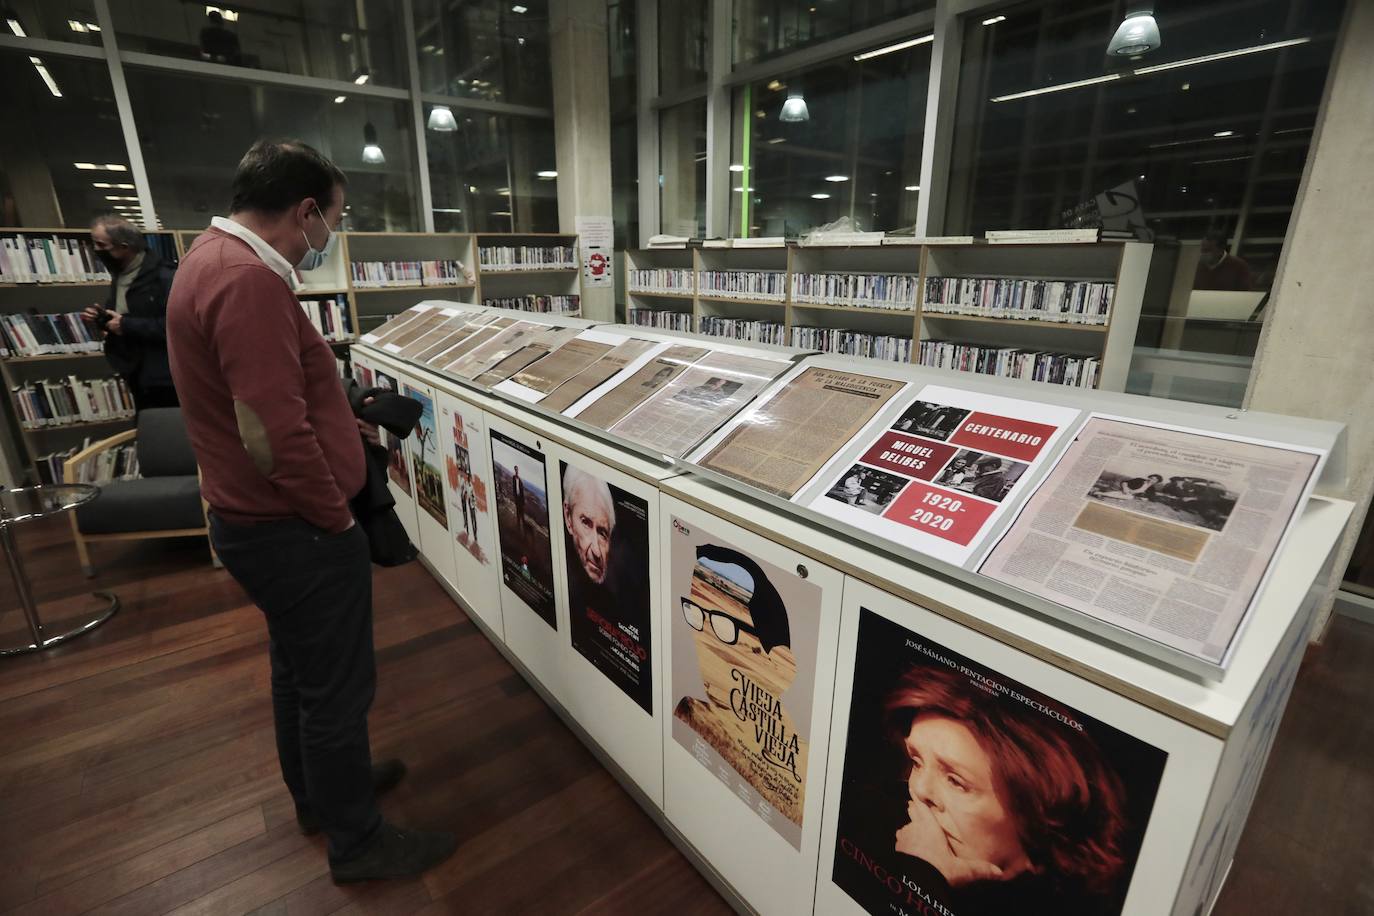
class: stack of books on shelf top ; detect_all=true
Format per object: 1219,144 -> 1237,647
984,228 -> 1101,244
790,326 -> 912,363
792,272 -> 919,312
299,294 -> 353,342
350,259 -> 470,288
1,312 -> 102,357
698,269 -> 786,302
697,315 -> 785,346
13,376 -> 134,429
482,294 -> 580,315
923,277 -> 1115,326
628,268 -> 693,295
918,339 -> 1100,389
478,244 -> 576,271
629,308 -> 693,334
50,437 -> 140,486
0,233 -> 110,284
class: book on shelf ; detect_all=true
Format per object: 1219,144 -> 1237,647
299,294 -> 353,341
789,325 -> 912,363
985,228 -> 1100,244
922,277 -> 1114,325
697,269 -> 787,301
732,236 -> 788,249
350,259 -> 470,288
792,272 -> 919,311
12,375 -> 135,429
918,339 -> 1100,388
0,312 -> 103,357
628,308 -> 694,334
477,245 -> 576,270
628,267 -> 694,294
647,235 -> 693,249
0,233 -> 111,284
881,235 -> 977,246
45,437 -> 140,486
483,294 -> 581,314
696,315 -> 785,346
798,231 -> 883,247
701,239 -> 732,249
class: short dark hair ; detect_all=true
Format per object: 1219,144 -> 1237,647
230,140 -> 347,215
90,214 -> 147,252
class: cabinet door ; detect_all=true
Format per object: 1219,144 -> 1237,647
435,388 -> 503,640
659,495 -> 845,916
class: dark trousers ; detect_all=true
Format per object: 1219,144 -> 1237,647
209,514 -> 381,861
132,384 -> 179,412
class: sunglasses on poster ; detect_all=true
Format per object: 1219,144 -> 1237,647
681,597 -> 759,646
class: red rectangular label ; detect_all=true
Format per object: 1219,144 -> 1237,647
882,480 -> 998,546
859,432 -> 957,481
950,412 -> 1058,463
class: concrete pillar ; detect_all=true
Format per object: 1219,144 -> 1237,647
0,137 -> 62,227
549,0 -> 615,322
1244,0 -> 1374,639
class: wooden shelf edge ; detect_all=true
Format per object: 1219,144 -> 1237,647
921,313 -> 1110,331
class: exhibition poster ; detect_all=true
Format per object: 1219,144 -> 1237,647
473,326 -> 584,388
831,609 -> 1167,916
610,351 -> 792,458
538,338 -> 657,413
571,344 -> 709,430
697,367 -> 909,497
375,369 -> 412,496
444,320 -> 543,378
669,516 -> 823,849
978,415 -> 1322,665
801,385 -> 1079,566
561,461 -> 653,713
444,398 -> 491,565
434,317 -> 517,370
490,430 -> 557,628
403,385 -> 446,527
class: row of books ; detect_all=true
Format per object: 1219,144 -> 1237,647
41,439 -> 140,486
922,277 -> 1115,325
350,260 -> 470,288
13,376 -> 135,429
483,294 -> 581,314
1,312 -> 101,357
0,234 -> 110,284
628,268 -> 694,294
628,308 -> 693,333
917,340 -> 1101,388
299,295 -> 354,342
791,272 -> 919,310
789,326 -> 913,363
478,245 -> 576,271
698,270 -> 787,301
697,316 -> 785,346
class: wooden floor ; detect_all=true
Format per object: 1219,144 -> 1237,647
0,519 -> 1370,915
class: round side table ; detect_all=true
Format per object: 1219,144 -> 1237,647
1,484 -> 120,657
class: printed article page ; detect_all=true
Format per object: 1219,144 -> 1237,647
432,317 -> 517,370
978,415 -> 1322,665
412,313 -> 498,365
445,321 -> 545,379
572,345 -> 709,430
361,303 -> 430,346
539,339 -> 657,412
697,367 -> 908,498
472,326 -> 582,387
503,334 -> 617,398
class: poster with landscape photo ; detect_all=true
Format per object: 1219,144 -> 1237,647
403,385 -> 446,528
491,431 -> 556,628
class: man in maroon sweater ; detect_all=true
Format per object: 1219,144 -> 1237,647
167,140 -> 456,882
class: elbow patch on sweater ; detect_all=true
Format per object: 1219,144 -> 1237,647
234,400 -> 273,476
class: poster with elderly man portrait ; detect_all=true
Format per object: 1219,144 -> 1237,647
560,461 -> 652,713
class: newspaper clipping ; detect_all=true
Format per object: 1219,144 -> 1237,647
505,335 -> 616,397
472,326 -> 582,387
435,317 -> 517,371
445,321 -> 544,379
697,367 -> 908,498
539,339 -> 656,412
978,415 -> 1322,664
572,345 -> 708,429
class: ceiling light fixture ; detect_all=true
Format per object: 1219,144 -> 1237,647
732,186 -> 754,192
982,15 -> 1006,26
825,175 -> 849,182
432,208 -> 463,213
353,71 -> 370,85
29,57 -> 62,98
205,5 -> 239,22
729,164 -> 744,172
491,210 -> 513,216
1107,5 -> 1160,57
905,185 -> 920,191
362,122 -> 385,164
991,73 -> 1121,102
811,192 -> 831,200
536,170 -> 558,179
427,104 -> 458,131
512,4 -> 528,11
1213,129 -> 1234,137
766,137 -> 786,144
333,95 -> 346,103
780,89 -> 809,122
853,35 -> 933,61
766,79 -> 784,91
6,18 -> 26,37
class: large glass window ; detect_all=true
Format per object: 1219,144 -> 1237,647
659,98 -> 707,238
125,69 -> 419,231
730,39 -> 929,237
425,106 -> 557,233
110,0 -> 408,87
0,50 -> 138,228
659,0 -> 709,92
1,2 -> 106,46
413,0 -> 552,107
732,0 -> 932,65
608,0 -> 639,251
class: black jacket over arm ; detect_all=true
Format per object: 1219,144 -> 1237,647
103,247 -> 176,391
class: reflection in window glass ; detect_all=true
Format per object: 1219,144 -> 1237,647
125,69 -> 419,231
413,0 -> 552,107
0,51 -> 135,228
110,0 -> 407,86
659,99 -> 707,238
608,0 -> 639,251
659,0 -> 708,92
425,106 -> 558,233
730,41 -> 929,238
0,1 -> 105,46
948,0 -> 1344,407
732,0 -> 931,65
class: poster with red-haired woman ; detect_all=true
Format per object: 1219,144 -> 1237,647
832,610 -> 1167,916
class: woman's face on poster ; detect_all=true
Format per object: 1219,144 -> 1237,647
904,712 -> 1028,876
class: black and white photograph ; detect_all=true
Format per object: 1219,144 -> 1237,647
1086,469 -> 1239,532
891,400 -> 971,441
823,463 -> 909,515
673,375 -> 743,408
934,450 -> 1029,503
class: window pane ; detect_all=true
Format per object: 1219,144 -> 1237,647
733,0 -> 932,65
660,0 -> 709,92
110,0 -> 408,87
0,50 -> 138,228
947,0 -> 1344,407
609,0 -> 639,250
659,99 -> 707,238
730,41 -> 929,237
125,68 -> 419,231
1,2 -> 105,46
425,106 -> 558,233
413,0 -> 553,107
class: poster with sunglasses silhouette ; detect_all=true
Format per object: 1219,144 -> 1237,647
670,518 -> 823,850
831,609 -> 1167,916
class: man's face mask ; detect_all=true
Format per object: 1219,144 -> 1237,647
298,204 -> 333,271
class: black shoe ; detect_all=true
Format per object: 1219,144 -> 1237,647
329,823 -> 458,884
296,758 -> 408,836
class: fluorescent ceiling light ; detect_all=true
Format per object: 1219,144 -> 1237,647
354,73 -> 370,85
7,18 -> 25,37
853,35 -> 933,61
512,4 -> 528,11
905,185 -> 920,191
491,210 -> 513,216
93,182 -> 113,188
333,95 -> 346,103
105,195 -> 139,201
732,186 -> 754,192
991,73 -> 1120,102
1192,154 -> 1251,166
811,192 -> 831,200
427,105 -> 458,131
982,15 -> 1006,26
68,20 -> 87,32
75,162 -> 97,169
766,137 -> 786,144
766,79 -> 784,91
729,164 -> 744,172
432,208 -> 463,213
496,187 -> 511,195
108,164 -> 127,171
1135,37 -> 1309,74
825,175 -> 849,182
29,57 -> 62,98
536,170 -> 558,179
1213,129 -> 1234,137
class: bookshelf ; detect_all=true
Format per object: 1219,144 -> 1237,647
474,232 -> 582,316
